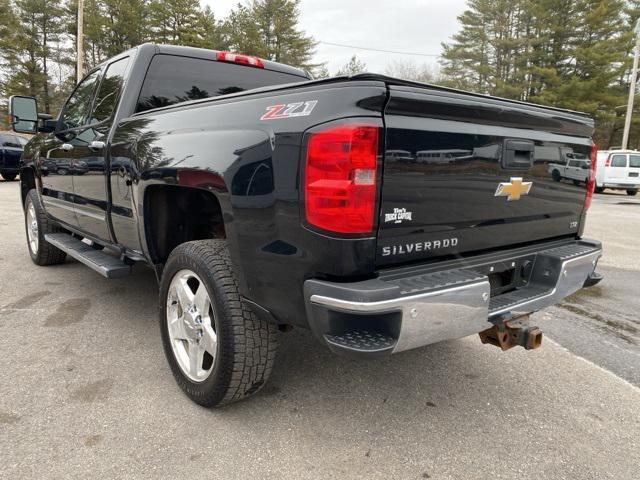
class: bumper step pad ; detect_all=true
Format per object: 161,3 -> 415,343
324,330 -> 397,354
44,233 -> 132,279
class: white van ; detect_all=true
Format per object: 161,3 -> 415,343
595,150 -> 640,196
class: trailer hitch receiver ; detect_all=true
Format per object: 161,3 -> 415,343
479,314 -> 542,351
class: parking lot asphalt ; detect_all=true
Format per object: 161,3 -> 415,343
0,180 -> 639,480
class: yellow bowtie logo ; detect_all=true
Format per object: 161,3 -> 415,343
495,177 -> 532,201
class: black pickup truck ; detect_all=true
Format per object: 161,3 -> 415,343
9,43 -> 602,407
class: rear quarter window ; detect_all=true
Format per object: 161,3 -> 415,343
629,155 -> 640,168
610,155 -> 627,168
136,54 -> 308,113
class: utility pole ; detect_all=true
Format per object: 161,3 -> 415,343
76,0 -> 84,84
622,20 -> 640,150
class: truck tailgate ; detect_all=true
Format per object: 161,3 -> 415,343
377,85 -> 594,266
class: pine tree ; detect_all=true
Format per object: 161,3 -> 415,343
440,0 -> 632,147
149,0 -> 202,46
3,0 -> 68,113
0,0 -> 19,85
336,55 -> 367,76
196,6 -> 227,50
225,0 -> 317,70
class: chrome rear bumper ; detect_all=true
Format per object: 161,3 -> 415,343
304,239 -> 602,356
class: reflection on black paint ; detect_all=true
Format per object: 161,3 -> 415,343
231,160 -> 274,196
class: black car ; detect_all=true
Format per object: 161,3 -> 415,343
0,132 -> 28,181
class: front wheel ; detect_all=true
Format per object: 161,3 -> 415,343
159,240 -> 278,407
552,170 -> 561,182
24,190 -> 67,265
627,189 -> 638,196
1,172 -> 17,181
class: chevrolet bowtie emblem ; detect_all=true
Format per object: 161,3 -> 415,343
495,177 -> 532,201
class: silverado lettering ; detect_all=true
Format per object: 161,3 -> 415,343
382,238 -> 460,256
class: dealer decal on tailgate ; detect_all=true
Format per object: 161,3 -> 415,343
261,101 -> 318,120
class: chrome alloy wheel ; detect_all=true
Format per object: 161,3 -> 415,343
26,202 -> 39,255
166,270 -> 217,382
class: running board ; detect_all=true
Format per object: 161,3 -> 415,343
44,233 -> 132,279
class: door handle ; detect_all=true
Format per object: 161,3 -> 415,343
89,140 -> 105,152
60,143 -> 74,152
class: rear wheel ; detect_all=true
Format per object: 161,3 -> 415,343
24,190 -> 67,265
1,172 -> 17,181
594,186 -> 604,194
573,179 -> 580,186
159,240 -> 278,407
552,170 -> 561,182
627,189 -> 638,196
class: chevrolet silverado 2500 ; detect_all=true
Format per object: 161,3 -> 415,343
9,44 -> 603,407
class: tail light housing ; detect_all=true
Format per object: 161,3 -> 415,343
585,143 -> 597,210
303,122 -> 380,234
216,51 -> 264,69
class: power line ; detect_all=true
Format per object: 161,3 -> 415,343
318,41 -> 441,58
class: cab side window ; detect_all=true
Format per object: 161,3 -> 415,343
58,70 -> 101,131
90,57 -> 131,124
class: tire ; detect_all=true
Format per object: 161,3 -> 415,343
24,189 -> 67,266
552,170 -> 561,182
573,179 -> 580,186
595,186 -> 604,194
159,240 -> 278,407
627,189 -> 638,196
1,172 -> 17,181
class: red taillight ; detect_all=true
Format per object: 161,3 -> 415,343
605,155 -> 611,167
304,123 -> 380,234
216,51 -> 264,68
585,143 -> 597,210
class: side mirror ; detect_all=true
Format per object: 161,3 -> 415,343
9,96 -> 38,134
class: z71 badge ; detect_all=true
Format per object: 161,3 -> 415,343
261,100 -> 318,120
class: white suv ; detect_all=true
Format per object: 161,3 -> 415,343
595,150 -> 640,196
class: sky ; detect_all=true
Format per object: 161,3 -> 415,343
202,0 -> 468,74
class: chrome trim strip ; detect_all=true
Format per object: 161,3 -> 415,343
310,281 -> 489,313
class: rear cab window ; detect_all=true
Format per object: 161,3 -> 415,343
135,54 -> 308,113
